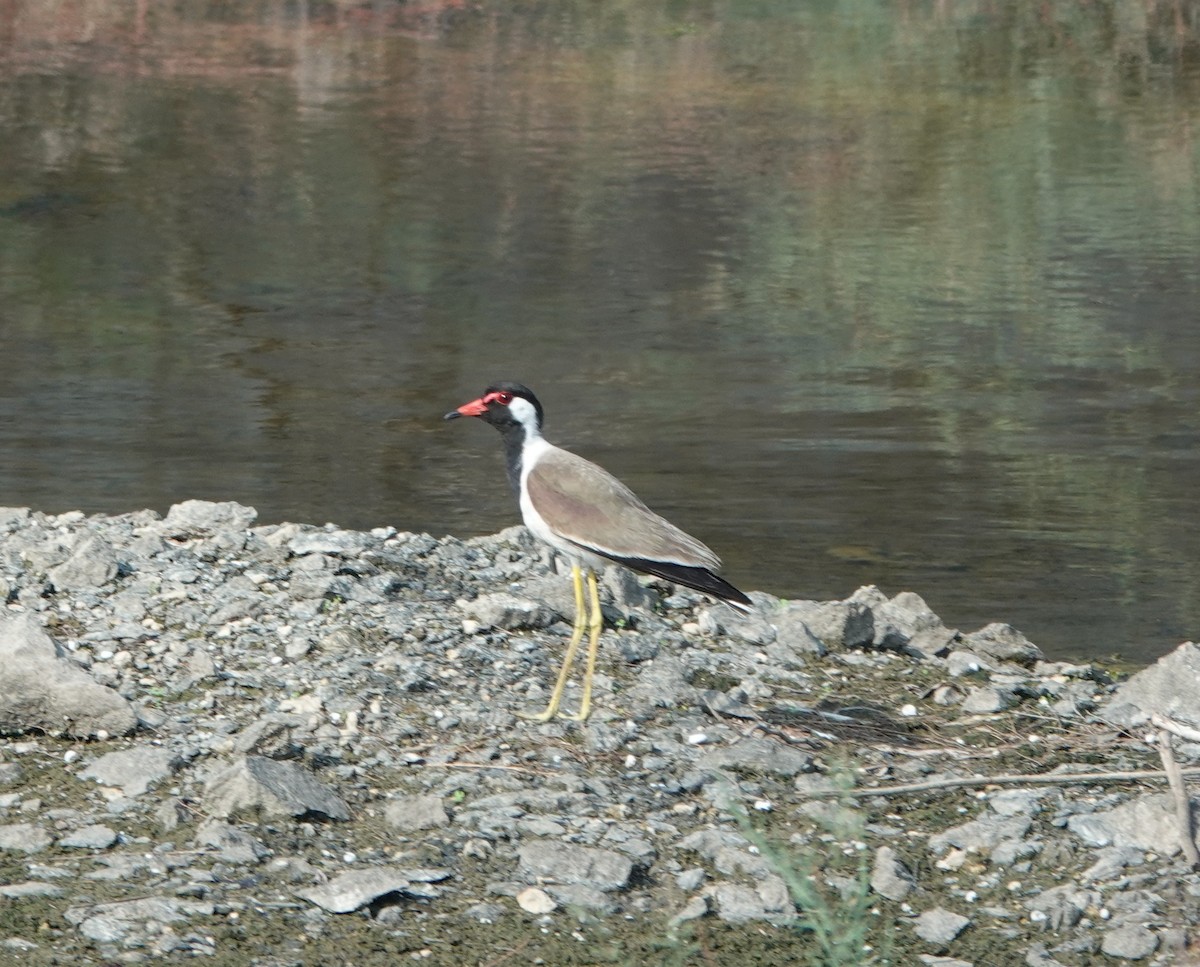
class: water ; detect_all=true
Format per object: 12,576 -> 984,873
1,1 -> 1197,663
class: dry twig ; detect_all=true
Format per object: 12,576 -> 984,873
1152,714 -> 1200,744
796,766 -> 1200,799
1150,716 -> 1200,870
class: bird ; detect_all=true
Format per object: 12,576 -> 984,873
444,381 -> 753,721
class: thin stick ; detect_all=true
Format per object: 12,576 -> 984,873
430,762 -> 550,777
795,766 -> 1200,799
479,937 -> 534,967
1155,728 -> 1200,869
1151,714 -> 1200,744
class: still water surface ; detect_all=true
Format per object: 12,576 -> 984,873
1,1 -> 1198,663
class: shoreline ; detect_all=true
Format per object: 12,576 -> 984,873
0,500 -> 1195,965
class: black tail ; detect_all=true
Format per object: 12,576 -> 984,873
602,554 -> 755,614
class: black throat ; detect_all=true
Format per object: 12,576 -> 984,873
496,422 -> 527,497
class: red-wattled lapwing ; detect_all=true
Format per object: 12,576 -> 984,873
444,381 -> 753,721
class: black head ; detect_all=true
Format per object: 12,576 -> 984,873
443,382 -> 545,434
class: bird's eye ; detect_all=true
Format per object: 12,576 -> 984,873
497,392 -> 513,404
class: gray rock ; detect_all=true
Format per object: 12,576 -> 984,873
784,594 -> 875,650
230,715 -> 306,759
203,755 -> 351,821
464,901 -> 508,923
1102,641 -> 1200,729
46,535 -> 119,592
299,867 -> 449,913
0,823 -> 53,853
764,604 -> 827,662
161,500 -> 257,537
871,590 -> 949,651
621,654 -> 698,712
669,894 -> 709,928
182,647 -> 218,684
0,881 -> 65,899
463,592 -> 556,631
1080,846 -> 1145,882
513,573 -> 579,623
929,813 -> 1032,855
0,507 -> 1176,963
1024,943 -> 1070,966
945,650 -> 995,677
710,844 -> 771,878
871,845 -> 915,900
602,566 -> 658,614
960,623 -> 1043,666
1065,793 -> 1184,853
64,896 -> 214,945
517,841 -> 633,891
676,828 -> 750,866
195,820 -> 270,864
990,837 -> 1041,865
710,883 -> 769,923
697,736 -> 813,778
0,613 -> 136,738
80,746 -> 181,797
618,632 -> 661,663
1100,924 -> 1158,960
988,789 -> 1047,817
0,507 -> 31,531
384,793 -> 450,832
544,882 -> 618,914
59,824 -> 119,850
717,606 -> 778,646
961,685 -> 1017,713
1024,885 -> 1097,931
288,528 -> 373,558
914,907 -> 971,946
757,874 -> 792,914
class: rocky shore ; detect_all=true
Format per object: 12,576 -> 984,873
0,501 -> 1197,966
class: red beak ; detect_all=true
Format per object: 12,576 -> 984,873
443,397 -> 489,421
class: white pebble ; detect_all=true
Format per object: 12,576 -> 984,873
516,887 -> 557,914
899,703 -> 918,717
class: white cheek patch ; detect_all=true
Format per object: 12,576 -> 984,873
508,396 -> 540,432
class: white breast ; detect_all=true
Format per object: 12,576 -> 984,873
518,437 -> 607,571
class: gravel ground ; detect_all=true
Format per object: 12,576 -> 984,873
1,501 -> 1198,966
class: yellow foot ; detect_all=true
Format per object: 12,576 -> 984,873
516,702 -> 590,722
516,706 -> 559,723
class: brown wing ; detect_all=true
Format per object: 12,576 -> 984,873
527,447 -> 721,569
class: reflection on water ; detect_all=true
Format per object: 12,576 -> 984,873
1,0 -> 1197,663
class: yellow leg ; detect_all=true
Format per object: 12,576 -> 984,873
561,569 -> 604,722
519,563 -> 587,722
